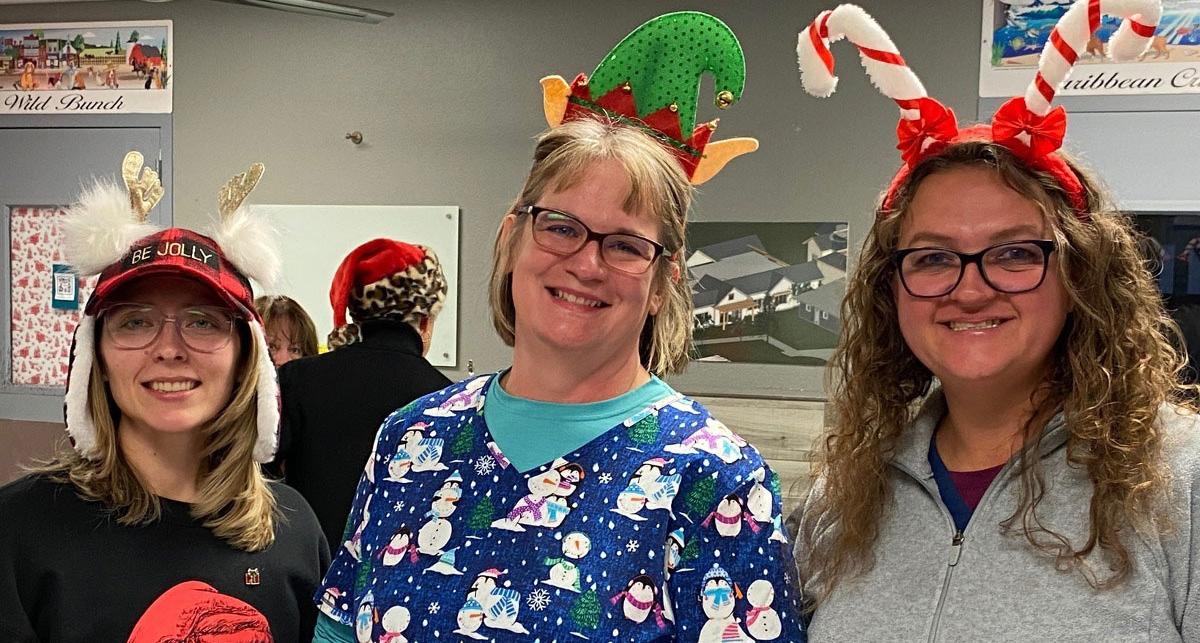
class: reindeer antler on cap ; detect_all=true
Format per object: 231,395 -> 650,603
797,0 -> 1161,218
62,152 -> 283,463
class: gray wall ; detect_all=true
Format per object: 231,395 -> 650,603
1,0 -> 983,396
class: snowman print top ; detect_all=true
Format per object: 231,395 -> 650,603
317,373 -> 805,642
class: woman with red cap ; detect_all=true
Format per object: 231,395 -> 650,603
268,237 -> 451,551
0,153 -> 328,642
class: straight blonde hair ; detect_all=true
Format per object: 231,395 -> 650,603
39,321 -> 277,551
488,117 -> 694,375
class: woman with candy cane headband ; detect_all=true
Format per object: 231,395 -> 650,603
0,152 -> 329,641
793,2 -> 1200,640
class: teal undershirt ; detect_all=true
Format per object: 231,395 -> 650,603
312,371 -> 673,641
483,370 -> 673,472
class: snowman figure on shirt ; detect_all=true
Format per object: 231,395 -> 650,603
541,531 -> 591,592
743,579 -> 782,640
378,605 -> 410,643
418,470 -> 463,555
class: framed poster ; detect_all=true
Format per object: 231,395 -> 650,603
980,0 -> 1200,98
687,222 -> 848,367
0,20 -> 172,114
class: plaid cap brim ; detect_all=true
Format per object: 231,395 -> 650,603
83,228 -> 256,318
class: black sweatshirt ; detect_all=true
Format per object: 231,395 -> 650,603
0,474 -> 330,642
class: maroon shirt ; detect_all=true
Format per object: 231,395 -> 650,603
947,463 -> 1005,511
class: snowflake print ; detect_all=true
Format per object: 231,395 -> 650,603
626,539 -> 640,553
474,455 -> 497,476
393,501 -> 405,512
428,601 -> 440,614
598,472 -> 613,484
527,588 -> 551,611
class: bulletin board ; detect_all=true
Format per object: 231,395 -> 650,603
251,204 -> 460,367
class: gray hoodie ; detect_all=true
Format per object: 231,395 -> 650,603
797,392 -> 1200,642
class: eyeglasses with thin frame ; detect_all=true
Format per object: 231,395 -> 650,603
892,239 -> 1057,298
100,303 -> 240,353
516,205 -> 669,275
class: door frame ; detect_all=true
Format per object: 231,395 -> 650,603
1,113 -> 172,422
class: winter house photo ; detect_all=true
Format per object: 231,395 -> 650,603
687,222 -> 848,366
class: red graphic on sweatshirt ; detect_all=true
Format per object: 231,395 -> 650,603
126,580 -> 272,643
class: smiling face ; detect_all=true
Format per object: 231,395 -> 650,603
98,275 -> 242,444
502,159 -> 667,368
895,166 -> 1071,392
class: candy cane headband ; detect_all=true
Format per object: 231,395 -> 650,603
797,0 -> 1161,218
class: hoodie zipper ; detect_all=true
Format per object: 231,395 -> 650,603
928,530 -> 963,643
892,459 -> 1013,643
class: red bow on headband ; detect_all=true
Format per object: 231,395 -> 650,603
895,98 -> 959,167
990,97 -> 1068,160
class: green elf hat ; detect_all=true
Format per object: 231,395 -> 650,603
540,11 -> 758,185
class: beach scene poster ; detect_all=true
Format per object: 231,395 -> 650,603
687,222 -> 847,366
980,0 -> 1200,97
1,20 -> 172,114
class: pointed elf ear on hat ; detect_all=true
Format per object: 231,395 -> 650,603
541,11 -> 759,185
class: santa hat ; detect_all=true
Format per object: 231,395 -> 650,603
63,152 -> 282,463
327,238 -> 446,349
538,11 -> 759,185
796,1 -> 1161,218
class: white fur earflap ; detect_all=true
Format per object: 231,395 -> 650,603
249,320 -> 281,463
63,181 -> 160,276
210,206 -> 282,292
64,315 -> 101,460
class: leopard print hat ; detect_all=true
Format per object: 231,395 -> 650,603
327,239 -> 447,350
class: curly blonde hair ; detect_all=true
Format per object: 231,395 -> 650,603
802,141 -> 1192,600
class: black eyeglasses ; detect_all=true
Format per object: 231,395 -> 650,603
516,205 -> 669,275
893,239 -> 1057,298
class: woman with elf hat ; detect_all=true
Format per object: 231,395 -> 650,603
792,2 -> 1200,640
0,153 -> 329,641
314,12 -> 802,643
266,238 -> 451,550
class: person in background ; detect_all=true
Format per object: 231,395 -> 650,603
0,153 -> 328,641
267,238 -> 451,549
794,3 -> 1200,640
313,12 -> 802,642
255,294 -> 319,369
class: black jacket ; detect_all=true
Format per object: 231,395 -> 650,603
270,319 -> 453,548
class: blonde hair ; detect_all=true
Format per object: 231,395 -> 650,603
255,295 -> 319,359
39,320 -> 278,551
803,141 -> 1192,599
488,116 -> 694,375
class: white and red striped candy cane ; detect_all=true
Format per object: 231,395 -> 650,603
1025,0 -> 1160,116
797,4 -> 926,122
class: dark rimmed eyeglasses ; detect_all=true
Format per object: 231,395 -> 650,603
100,303 -> 240,353
892,239 -> 1057,298
516,205 -> 669,275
